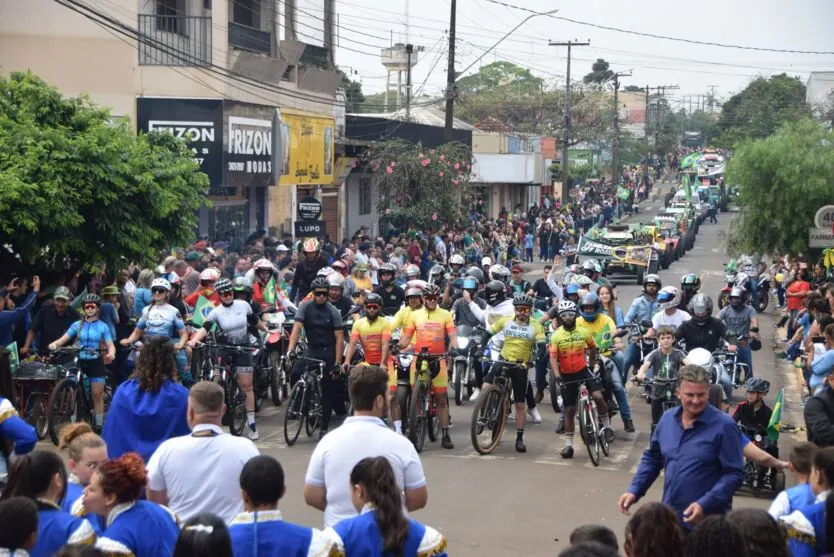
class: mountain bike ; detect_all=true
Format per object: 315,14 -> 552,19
283,357 -> 326,446
194,339 -> 253,436
404,349 -> 446,453
562,371 -> 609,466
470,359 -> 525,455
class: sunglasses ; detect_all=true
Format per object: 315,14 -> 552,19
314,291 -> 329,297
423,295 -> 438,302
83,304 -> 98,310
151,287 -> 168,294
219,291 -> 234,297
515,306 -> 531,314
365,304 -> 380,310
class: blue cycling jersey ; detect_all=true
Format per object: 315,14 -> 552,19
66,319 -> 113,360
137,303 -> 185,339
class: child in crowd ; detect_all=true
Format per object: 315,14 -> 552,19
769,442 -> 818,519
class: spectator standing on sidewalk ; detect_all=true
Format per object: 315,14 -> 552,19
804,364 -> 834,448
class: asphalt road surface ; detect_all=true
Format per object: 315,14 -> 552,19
247,196 -> 803,555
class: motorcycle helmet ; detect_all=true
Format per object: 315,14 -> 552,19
200,268 -> 220,282
253,258 -> 274,272
378,263 -> 397,285
405,286 -> 423,299
316,267 -> 335,278
681,273 -> 701,295
564,283 -> 581,302
578,292 -> 601,321
327,273 -> 345,290
513,293 -> 535,307
688,293 -> 713,325
462,277 -> 478,291
581,260 -> 597,278
404,264 -> 421,282
465,267 -> 485,285
729,286 -> 746,307
489,264 -> 510,284
232,276 -> 252,293
302,238 -> 321,255
657,286 -> 681,311
643,274 -> 662,289
750,337 -> 762,351
151,278 -> 172,292
449,254 -> 465,267
422,284 -> 441,299
734,272 -> 751,290
686,347 -> 714,370
485,280 -> 506,306
744,377 -> 770,394
428,265 -> 446,287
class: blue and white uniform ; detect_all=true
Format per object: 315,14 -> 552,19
31,499 -> 96,557
95,501 -> 179,557
227,509 -> 335,557
781,490 -> 829,557
61,475 -> 105,534
769,482 -> 816,520
0,396 -> 37,486
136,303 -> 188,379
65,319 -> 112,382
325,505 -> 447,557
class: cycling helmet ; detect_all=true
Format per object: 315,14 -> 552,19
513,293 -> 535,307
485,280 -> 506,306
688,293 -> 713,325
405,286 -> 423,298
578,292 -> 601,321
556,299 -> 578,316
428,265 -> 446,286
302,238 -> 321,253
657,286 -> 681,311
328,273 -> 345,289
232,276 -> 252,292
364,292 -> 383,306
404,264 -> 421,281
681,273 -> 701,293
643,274 -> 662,289
214,278 -> 233,294
151,278 -> 172,292
316,267 -> 335,278
462,277 -> 478,291
449,254 -> 465,267
53,286 -> 72,301
422,284 -> 441,298
729,286 -> 745,306
744,377 -> 770,394
200,268 -> 220,281
465,267 -> 485,285
489,264 -> 510,284
81,293 -> 101,306
310,277 -> 330,291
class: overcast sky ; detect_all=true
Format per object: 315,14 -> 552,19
295,0 -> 834,107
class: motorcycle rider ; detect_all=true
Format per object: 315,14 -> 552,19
373,263 -> 404,317
448,254 -> 466,278
233,277 -> 267,338
451,277 -> 487,328
650,286 -> 691,334
183,268 -> 221,307
719,285 -> 759,382
291,238 -> 330,303
622,274 -> 662,375
679,273 -> 701,311
676,294 -> 726,352
577,292 -> 634,433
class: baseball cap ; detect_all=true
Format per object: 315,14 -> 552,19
186,251 -> 201,262
276,244 -> 290,252
511,265 -> 523,273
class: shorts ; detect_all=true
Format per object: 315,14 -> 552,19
410,357 -> 448,395
224,350 -> 254,374
79,358 -> 107,384
559,367 -> 601,407
485,360 -> 529,403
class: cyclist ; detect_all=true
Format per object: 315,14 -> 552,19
719,285 -> 759,381
120,278 -> 191,386
285,276 -> 345,440
733,377 -> 774,450
49,293 -> 116,433
188,278 -> 260,440
679,273 -> 701,311
183,268 -> 221,308
549,300 -> 611,459
577,292 -> 634,433
374,263 -> 404,317
396,284 -> 458,449
622,274 -> 662,375
481,293 -> 546,453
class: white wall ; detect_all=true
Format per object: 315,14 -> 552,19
472,153 -> 543,184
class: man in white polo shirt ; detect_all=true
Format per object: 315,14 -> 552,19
303,365 -> 428,527
147,381 -> 259,522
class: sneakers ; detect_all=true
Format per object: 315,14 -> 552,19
247,425 -> 259,441
469,388 -> 481,402
527,407 -> 542,424
603,426 -> 615,443
560,445 -> 574,459
555,419 -> 565,434
623,418 -> 635,433
441,435 -> 454,449
534,388 -> 545,404
515,439 -> 527,453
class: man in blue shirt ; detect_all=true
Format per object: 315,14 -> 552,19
618,364 -> 744,528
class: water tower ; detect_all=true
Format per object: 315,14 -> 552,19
381,43 -> 420,112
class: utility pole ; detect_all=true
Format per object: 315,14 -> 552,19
645,85 -> 650,142
549,39 -> 590,201
443,0 -> 457,142
611,71 -> 631,185
706,85 -> 718,113
650,84 -> 679,155
405,44 -> 414,121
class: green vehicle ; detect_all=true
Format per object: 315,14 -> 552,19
663,206 -> 697,250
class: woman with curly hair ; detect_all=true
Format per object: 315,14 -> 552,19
83,452 -> 179,556
623,502 -> 683,557
102,337 -> 189,462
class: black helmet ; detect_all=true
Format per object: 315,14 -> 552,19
82,293 -> 101,306
365,292 -> 383,306
729,286 -> 745,307
579,292 -> 601,321
744,377 -> 770,394
485,280 -> 506,306
681,273 -> 701,294
465,267 -> 485,285
214,278 -> 233,294
582,260 -> 597,277
513,293 -> 535,307
688,293 -> 713,325
310,277 -> 330,291
422,284 -> 441,298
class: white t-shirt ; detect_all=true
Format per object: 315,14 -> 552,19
652,309 -> 691,331
304,416 -> 426,527
146,423 -> 259,523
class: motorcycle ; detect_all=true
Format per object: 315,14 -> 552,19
452,325 -> 481,405
717,266 -> 738,310
628,320 -> 658,375
739,425 -> 785,495
391,332 -> 416,435
755,273 -> 771,313
262,311 -> 290,406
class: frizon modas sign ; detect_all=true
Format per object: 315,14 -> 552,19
298,197 -> 322,221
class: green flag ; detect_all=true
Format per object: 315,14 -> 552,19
616,186 -> 630,201
683,174 -> 692,200
6,342 -> 19,375
191,296 -> 215,327
263,277 -> 277,305
767,388 -> 784,442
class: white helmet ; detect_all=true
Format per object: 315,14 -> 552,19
687,347 -> 714,369
449,254 -> 465,266
316,267 -> 335,278
199,268 -> 220,281
151,278 -> 171,291
657,286 -> 681,311
328,273 -> 345,289
253,258 -> 274,271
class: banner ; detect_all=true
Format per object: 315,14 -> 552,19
191,296 -> 216,327
577,237 -> 652,267
767,389 -> 783,442
278,109 -> 335,186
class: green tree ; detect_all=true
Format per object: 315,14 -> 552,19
364,140 -> 472,229
715,73 -> 810,147
338,70 -> 365,113
583,58 -> 614,86
624,85 -> 644,93
0,72 -> 208,275
725,119 -> 834,256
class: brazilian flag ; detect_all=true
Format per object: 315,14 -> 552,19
6,342 -> 19,375
191,296 -> 216,327
767,389 -> 784,442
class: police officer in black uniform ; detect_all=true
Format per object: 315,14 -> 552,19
374,263 -> 404,317
286,277 -> 345,439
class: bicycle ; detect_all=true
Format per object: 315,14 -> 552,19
403,349 -> 446,453
14,356 -> 66,440
633,376 -> 679,433
46,347 -> 115,446
193,339 -> 253,436
470,358 -> 526,455
561,371 -> 610,466
283,356 -> 327,446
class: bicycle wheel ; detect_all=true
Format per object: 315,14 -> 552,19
579,399 -> 600,466
470,385 -> 506,455
306,386 -> 321,437
283,383 -> 306,446
596,404 -> 610,457
396,385 -> 410,435
408,382 -> 428,452
47,378 -> 78,446
226,381 -> 247,436
29,394 -> 49,440
453,361 -> 466,406
102,370 -> 115,417
269,351 -> 284,406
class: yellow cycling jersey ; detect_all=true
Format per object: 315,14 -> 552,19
350,317 -> 392,365
404,307 -> 455,354
577,314 -> 617,356
488,316 -> 545,365
390,305 -> 418,331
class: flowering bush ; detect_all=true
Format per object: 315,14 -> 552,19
364,139 -> 472,229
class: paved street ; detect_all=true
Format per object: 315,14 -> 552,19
246,191 -> 803,555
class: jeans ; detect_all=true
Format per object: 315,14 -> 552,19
607,360 -> 632,421
737,344 -> 753,380
776,286 -> 786,307
623,343 -> 641,377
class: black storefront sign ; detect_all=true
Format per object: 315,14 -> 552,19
137,97 -> 224,187
295,220 -> 326,237
226,111 -> 272,188
298,196 -> 322,221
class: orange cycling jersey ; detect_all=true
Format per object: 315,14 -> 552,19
548,325 -> 595,374
350,317 -> 392,365
404,307 -> 455,354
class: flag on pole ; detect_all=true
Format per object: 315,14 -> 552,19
6,342 -> 19,375
767,388 -> 784,442
191,296 -> 216,327
263,278 -> 277,305
683,174 -> 692,201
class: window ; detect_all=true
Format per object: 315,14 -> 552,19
232,0 -> 260,28
156,0 -> 186,34
358,177 -> 372,216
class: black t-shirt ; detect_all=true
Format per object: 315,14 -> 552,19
733,401 -> 772,435
374,284 -> 405,317
532,278 -> 553,299
329,296 -> 354,322
296,299 -> 343,349
31,303 -> 77,348
676,317 -> 726,353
